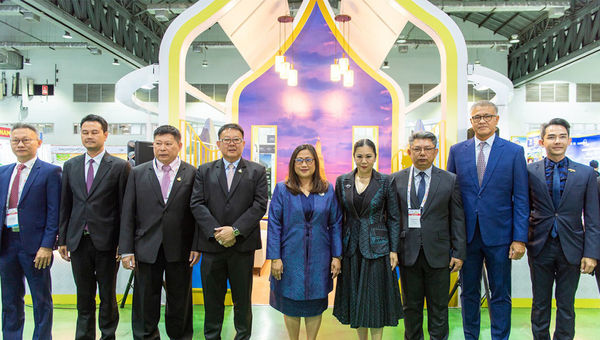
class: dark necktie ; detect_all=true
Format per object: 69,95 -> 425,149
551,162 -> 560,238
417,172 -> 426,206
8,164 -> 26,209
86,159 -> 95,193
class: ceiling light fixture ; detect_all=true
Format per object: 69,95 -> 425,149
62,31 -> 72,39
509,34 -> 520,44
202,59 -> 208,68
397,35 -> 407,44
382,60 -> 390,69
332,10 -> 353,87
88,47 -> 102,55
112,58 -> 120,66
24,58 -> 31,65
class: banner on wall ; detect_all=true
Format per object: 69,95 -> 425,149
517,132 -> 600,165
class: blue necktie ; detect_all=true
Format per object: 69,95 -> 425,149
551,163 -> 560,238
417,172 -> 426,206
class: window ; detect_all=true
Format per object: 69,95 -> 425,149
73,84 -> 115,102
73,123 -> 146,135
187,83 -> 230,103
525,83 -> 569,102
468,84 -> 496,102
1,123 -> 54,134
408,84 -> 440,102
576,84 -> 600,102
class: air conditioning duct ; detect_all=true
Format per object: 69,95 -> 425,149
0,49 -> 23,70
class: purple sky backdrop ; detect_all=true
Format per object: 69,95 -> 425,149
238,4 -> 393,183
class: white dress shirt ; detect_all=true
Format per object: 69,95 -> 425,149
5,157 -> 37,224
84,150 -> 105,178
153,157 -> 181,203
474,133 -> 495,165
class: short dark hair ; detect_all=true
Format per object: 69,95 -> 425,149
153,125 -> 181,142
590,160 -> 598,168
353,139 -> 377,158
285,144 -> 328,195
540,118 -> 570,139
408,131 -> 438,147
11,123 -> 38,134
80,114 -> 108,132
218,123 -> 244,139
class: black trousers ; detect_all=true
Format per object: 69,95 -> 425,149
70,235 -> 119,340
200,249 -> 254,340
528,237 -> 580,340
132,247 -> 193,340
399,249 -> 450,340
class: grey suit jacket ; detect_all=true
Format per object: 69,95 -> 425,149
392,166 -> 466,268
119,160 -> 198,263
527,159 -> 600,264
59,153 -> 130,252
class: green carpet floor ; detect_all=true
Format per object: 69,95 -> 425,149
16,305 -> 600,339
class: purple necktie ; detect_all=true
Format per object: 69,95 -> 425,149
161,164 -> 171,201
226,163 -> 235,191
476,141 -> 487,186
86,159 -> 95,193
8,164 -> 26,209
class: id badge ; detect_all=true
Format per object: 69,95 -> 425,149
6,208 -> 18,228
408,209 -> 421,229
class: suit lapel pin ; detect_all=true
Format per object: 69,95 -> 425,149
238,169 -> 243,173
568,168 -> 576,172
345,184 -> 351,189
319,192 -> 325,196
177,177 -> 182,181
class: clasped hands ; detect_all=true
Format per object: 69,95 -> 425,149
214,226 -> 236,247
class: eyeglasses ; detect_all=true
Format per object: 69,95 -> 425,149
410,147 -> 436,154
470,114 -> 497,122
10,138 -> 34,145
220,137 -> 243,145
295,158 -> 314,164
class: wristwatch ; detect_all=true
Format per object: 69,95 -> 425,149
232,227 -> 240,237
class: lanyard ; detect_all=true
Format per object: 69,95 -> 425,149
407,166 -> 429,210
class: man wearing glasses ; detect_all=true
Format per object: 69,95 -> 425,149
0,123 -> 61,339
190,123 -> 268,340
447,100 -> 529,340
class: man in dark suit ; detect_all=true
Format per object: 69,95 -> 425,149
597,177 -> 600,294
527,118 -> 600,339
58,114 -> 130,340
0,123 -> 61,339
119,125 -> 200,340
447,100 -> 529,340
190,123 -> 268,340
392,131 -> 466,340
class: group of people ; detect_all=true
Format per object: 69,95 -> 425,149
0,99 -> 598,340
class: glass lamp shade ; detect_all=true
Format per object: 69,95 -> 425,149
330,63 -> 341,82
343,70 -> 354,87
275,55 -> 286,73
338,57 -> 349,72
287,69 -> 298,86
280,62 -> 291,79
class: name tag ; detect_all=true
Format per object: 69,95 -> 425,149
6,208 -> 19,229
408,209 -> 421,229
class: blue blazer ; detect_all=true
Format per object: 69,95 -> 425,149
527,159 -> 600,264
0,159 -> 62,255
447,137 -> 529,246
267,182 -> 342,301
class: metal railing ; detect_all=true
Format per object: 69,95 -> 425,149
179,120 -> 220,167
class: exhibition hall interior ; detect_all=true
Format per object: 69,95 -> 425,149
1,0 -> 600,339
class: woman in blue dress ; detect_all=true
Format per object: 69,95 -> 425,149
333,139 -> 403,340
267,144 -> 342,340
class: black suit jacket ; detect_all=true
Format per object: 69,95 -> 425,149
335,170 -> 400,259
119,160 -> 199,263
527,159 -> 600,264
190,158 -> 268,253
59,153 -> 130,252
392,166 -> 466,268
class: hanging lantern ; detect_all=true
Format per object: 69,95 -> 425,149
287,68 -> 298,86
343,70 -> 354,87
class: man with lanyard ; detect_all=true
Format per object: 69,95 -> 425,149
0,123 -> 61,339
392,131 -> 466,340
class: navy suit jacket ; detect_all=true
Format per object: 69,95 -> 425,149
527,159 -> 600,264
266,182 -> 342,300
0,159 -> 62,255
447,137 -> 529,246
